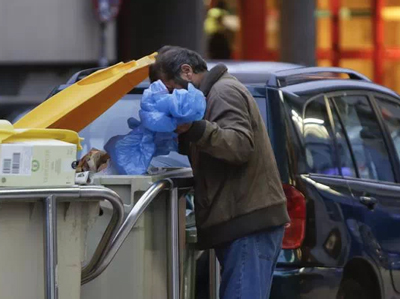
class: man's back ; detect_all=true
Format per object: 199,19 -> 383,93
187,68 -> 289,249
150,46 -> 288,298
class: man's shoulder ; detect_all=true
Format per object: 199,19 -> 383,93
210,72 -> 247,96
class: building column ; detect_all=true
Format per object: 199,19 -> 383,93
280,0 -> 316,66
117,0 -> 206,61
239,0 -> 267,60
373,0 -> 385,84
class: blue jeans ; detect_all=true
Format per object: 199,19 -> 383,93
215,226 -> 285,299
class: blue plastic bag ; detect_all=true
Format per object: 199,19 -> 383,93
170,84 -> 207,123
105,80 -> 206,175
154,132 -> 178,156
140,80 -> 206,132
104,126 -> 156,175
140,81 -> 176,132
128,116 -> 178,156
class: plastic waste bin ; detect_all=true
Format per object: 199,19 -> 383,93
3,53 -> 162,299
0,201 -> 99,299
81,168 -> 193,299
10,52 -> 199,298
0,120 -> 103,299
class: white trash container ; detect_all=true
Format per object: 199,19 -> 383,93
0,201 -> 99,299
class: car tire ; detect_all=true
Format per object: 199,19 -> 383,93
337,277 -> 375,299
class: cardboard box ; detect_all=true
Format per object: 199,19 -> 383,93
0,140 -> 77,187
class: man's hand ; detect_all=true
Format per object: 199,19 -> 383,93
175,123 -> 193,134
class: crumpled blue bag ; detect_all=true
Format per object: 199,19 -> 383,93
140,81 -> 207,132
105,80 -> 206,175
104,126 -> 156,175
127,116 -> 177,156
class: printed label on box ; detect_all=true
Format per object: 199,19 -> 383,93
0,145 -> 33,176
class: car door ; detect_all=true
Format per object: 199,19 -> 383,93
329,91 -> 400,296
283,93 -> 360,267
372,95 -> 400,294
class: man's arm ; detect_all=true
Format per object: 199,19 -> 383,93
183,86 -> 254,165
178,134 -> 191,156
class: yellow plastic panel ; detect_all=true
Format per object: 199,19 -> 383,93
0,120 -> 82,150
15,53 -> 156,132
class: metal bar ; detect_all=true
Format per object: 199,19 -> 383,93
324,96 -> 343,176
274,66 -> 371,82
78,187 -> 125,281
373,0 -> 385,84
330,98 -> 361,179
209,250 -> 218,299
169,186 -> 179,299
99,22 -> 108,68
44,195 -> 58,299
81,181 -> 168,283
81,179 -> 181,290
0,186 -> 125,285
215,255 -> 220,296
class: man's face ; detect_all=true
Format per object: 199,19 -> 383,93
160,64 -> 195,93
162,77 -> 186,93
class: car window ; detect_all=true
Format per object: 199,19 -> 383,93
329,100 -> 357,177
333,95 -> 394,182
376,97 -> 400,161
79,97 -> 141,153
303,97 -> 339,175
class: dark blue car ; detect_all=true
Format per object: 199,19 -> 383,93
9,62 -> 400,299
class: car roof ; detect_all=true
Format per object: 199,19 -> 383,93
207,61 -> 302,84
65,61 -> 301,87
65,60 -> 376,88
281,79 -> 400,99
58,61 -> 400,101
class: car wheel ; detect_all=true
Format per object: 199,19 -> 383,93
337,278 -> 374,299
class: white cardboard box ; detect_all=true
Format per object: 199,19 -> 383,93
0,140 -> 77,187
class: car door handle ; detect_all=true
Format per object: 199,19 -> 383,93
359,196 -> 377,208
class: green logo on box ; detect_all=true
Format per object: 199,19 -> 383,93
32,160 -> 40,172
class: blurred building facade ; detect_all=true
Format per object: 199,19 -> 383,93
0,0 -> 116,64
2,0 -> 400,104
0,0 -> 117,111
209,0 -> 400,93
0,0 -> 205,112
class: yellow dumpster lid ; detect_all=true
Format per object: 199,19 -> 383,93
0,120 -> 83,150
14,53 -> 157,132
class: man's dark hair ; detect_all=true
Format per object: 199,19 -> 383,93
149,63 -> 160,83
151,46 -> 208,83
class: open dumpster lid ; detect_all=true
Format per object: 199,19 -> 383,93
0,120 -> 82,149
14,53 -> 157,132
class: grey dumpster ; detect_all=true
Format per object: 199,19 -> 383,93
81,168 -> 193,299
0,201 -> 99,299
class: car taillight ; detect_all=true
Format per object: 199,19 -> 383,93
282,184 -> 306,249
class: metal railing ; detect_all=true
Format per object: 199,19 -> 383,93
0,185 -> 125,299
81,179 -> 181,299
0,178 -> 189,299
